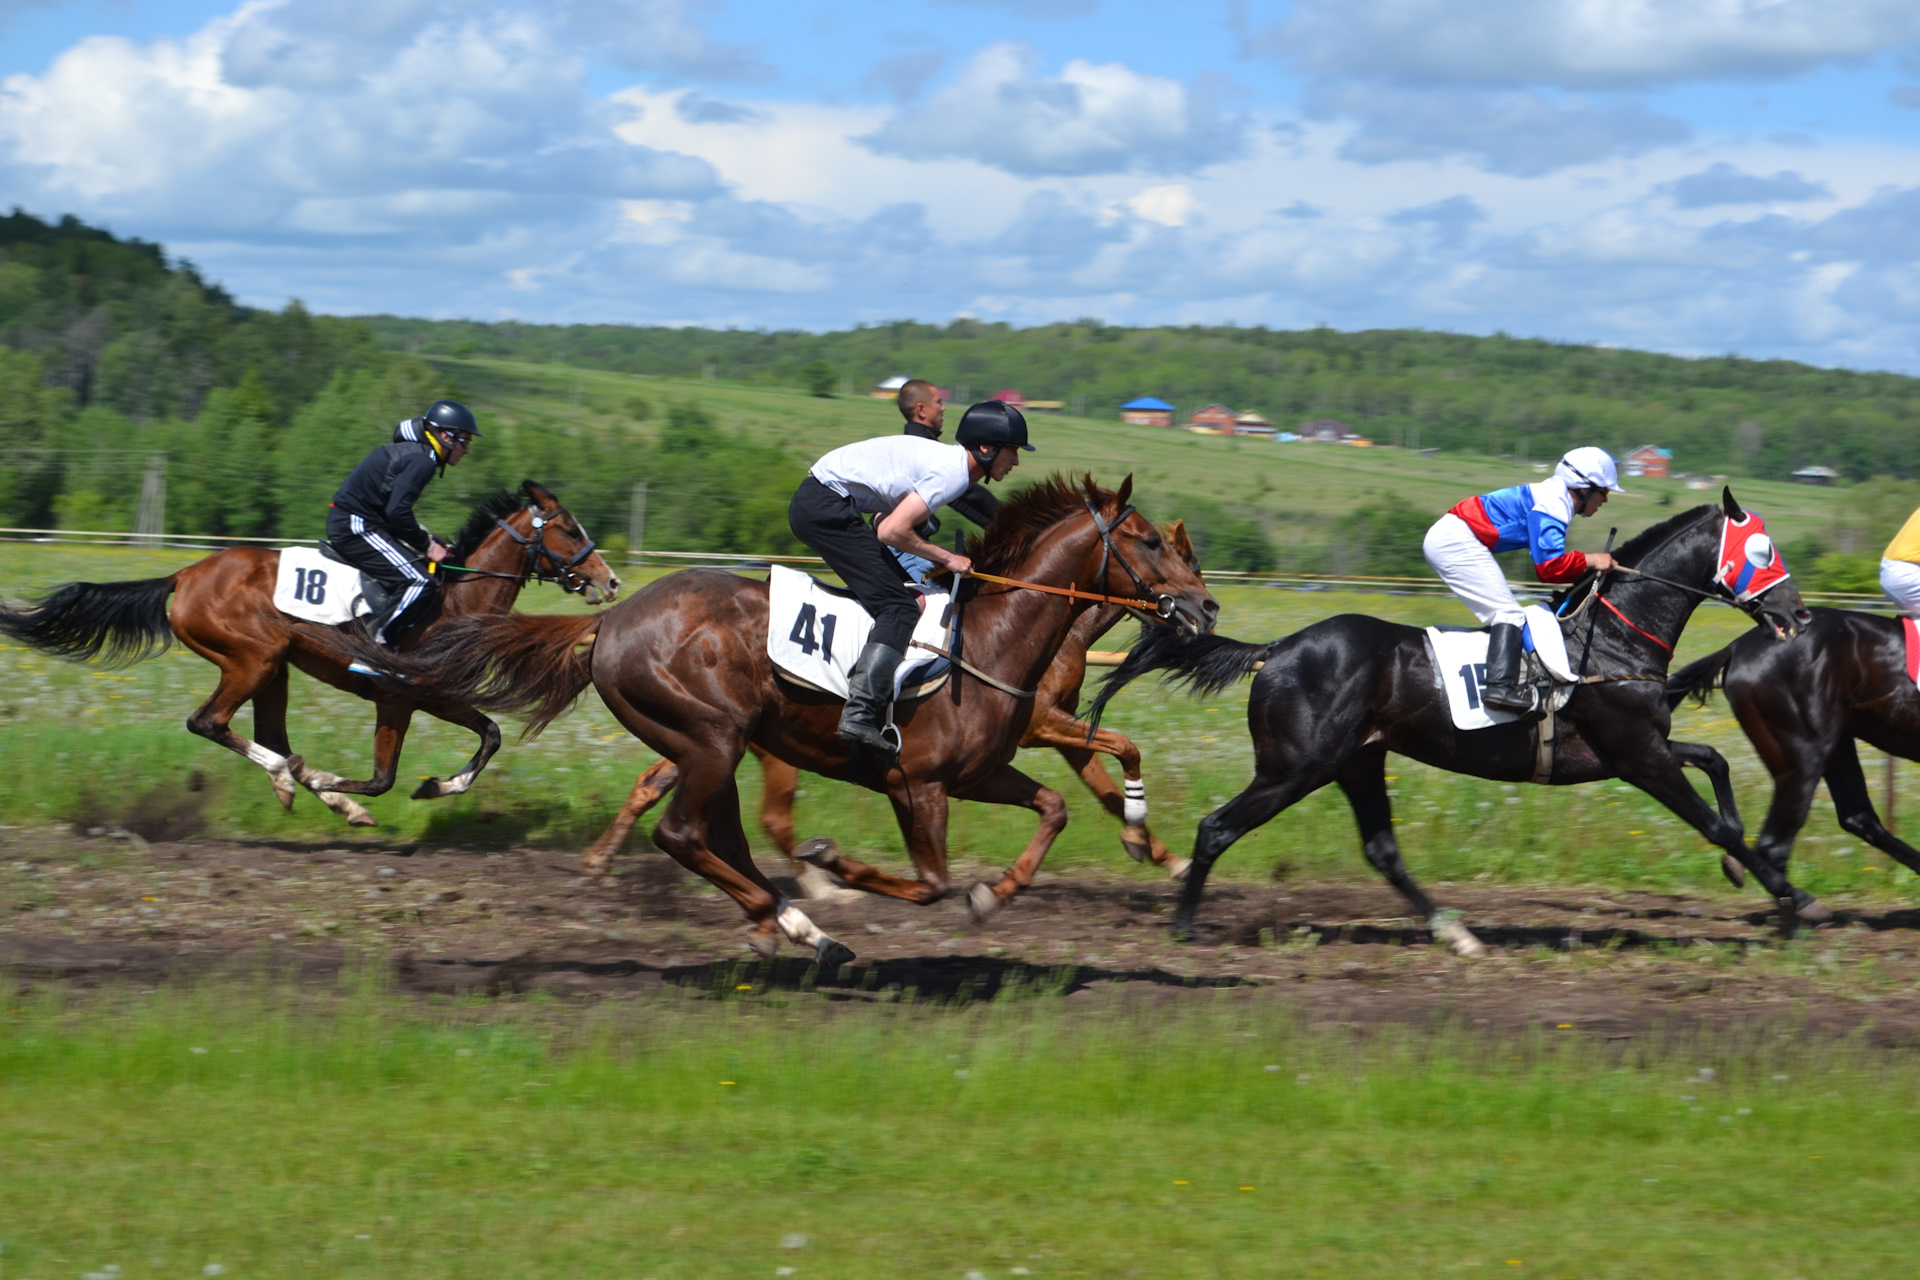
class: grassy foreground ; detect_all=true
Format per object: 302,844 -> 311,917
0,982 -> 1913,1279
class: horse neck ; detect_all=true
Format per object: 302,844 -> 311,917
441,523 -> 530,617
1607,516 -> 1718,656
958,520 -> 1108,688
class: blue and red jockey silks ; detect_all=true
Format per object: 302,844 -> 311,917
1447,478 -> 1589,583
1714,511 -> 1790,602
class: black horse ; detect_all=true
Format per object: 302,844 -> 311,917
1667,607 -> 1920,889
1089,491 -> 1814,953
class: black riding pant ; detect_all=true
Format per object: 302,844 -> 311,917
787,476 -> 920,652
326,509 -> 440,643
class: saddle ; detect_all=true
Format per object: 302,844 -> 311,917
315,540 -> 402,619
765,565 -> 955,701
1425,605 -> 1581,782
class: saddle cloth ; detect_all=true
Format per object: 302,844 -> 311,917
1425,604 -> 1577,731
766,564 -> 953,699
271,547 -> 375,626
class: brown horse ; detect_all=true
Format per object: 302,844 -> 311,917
0,480 -> 617,825
575,520 -> 1203,886
352,475 -> 1216,963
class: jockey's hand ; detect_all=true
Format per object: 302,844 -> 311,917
947,554 -> 974,577
427,540 -> 450,564
1587,552 -> 1616,574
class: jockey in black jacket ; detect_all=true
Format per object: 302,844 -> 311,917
326,400 -> 478,647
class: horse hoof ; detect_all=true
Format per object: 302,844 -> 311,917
794,837 -> 840,868
272,783 -> 297,813
347,813 -> 378,828
579,854 -> 613,878
794,864 -> 862,903
1121,832 -> 1152,864
967,883 -> 1001,924
410,777 -> 441,800
1719,854 -> 1747,889
1170,916 -> 1197,943
1430,914 -> 1487,958
745,931 -> 779,960
1166,857 -> 1193,881
1797,897 -> 1835,926
815,938 -> 856,968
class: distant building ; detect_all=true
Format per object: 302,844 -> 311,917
1119,396 -> 1175,427
1233,411 -> 1276,437
1624,444 -> 1672,479
1299,418 -> 1367,444
1188,404 -> 1236,432
1025,400 -> 1066,414
1792,465 -> 1840,486
990,389 -> 1028,410
872,375 -> 909,400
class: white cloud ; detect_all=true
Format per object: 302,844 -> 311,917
1260,0 -> 1920,89
862,42 -> 1247,178
1660,162 -> 1831,207
1126,184 -> 1195,227
569,0 -> 772,82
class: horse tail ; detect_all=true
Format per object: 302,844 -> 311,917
344,611 -> 600,737
0,576 -> 177,666
1666,646 -> 1733,710
1084,625 -> 1284,732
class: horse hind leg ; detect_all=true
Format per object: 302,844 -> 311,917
188,662 -> 375,827
751,747 -> 860,903
1336,751 -> 1484,958
251,667 -> 297,812
1826,739 -> 1920,880
580,759 -> 680,877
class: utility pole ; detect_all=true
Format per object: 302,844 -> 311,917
134,452 -> 167,543
628,481 -> 649,567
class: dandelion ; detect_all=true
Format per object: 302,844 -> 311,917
1173,1180 -> 1189,1186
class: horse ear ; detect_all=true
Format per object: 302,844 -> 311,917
1721,486 -> 1745,521
1115,473 -> 1134,510
1168,518 -> 1194,561
521,479 -> 556,508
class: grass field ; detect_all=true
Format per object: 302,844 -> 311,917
0,981 -> 1914,1280
4,540 -> 1919,910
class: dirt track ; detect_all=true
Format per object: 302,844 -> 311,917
6,828 -> 1920,1045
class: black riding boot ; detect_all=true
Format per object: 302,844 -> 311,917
838,640 -> 904,759
1482,621 -> 1532,713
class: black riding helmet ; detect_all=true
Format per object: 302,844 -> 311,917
424,399 -> 481,440
954,400 -> 1035,466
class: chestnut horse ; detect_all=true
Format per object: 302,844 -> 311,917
574,520 -> 1203,886
0,481 -> 616,825
351,475 -> 1217,964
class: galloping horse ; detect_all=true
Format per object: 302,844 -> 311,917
1668,607 -> 1920,894
1089,491 -> 1814,954
350,475 -> 1216,964
0,481 -> 616,825
574,520 -> 1203,884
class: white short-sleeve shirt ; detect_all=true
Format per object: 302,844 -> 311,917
809,436 -> 972,519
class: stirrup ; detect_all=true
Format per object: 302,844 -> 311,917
347,660 -> 410,683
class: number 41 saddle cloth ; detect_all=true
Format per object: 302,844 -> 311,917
766,564 -> 955,700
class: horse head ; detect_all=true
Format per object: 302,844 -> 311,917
488,481 -> 620,604
1716,487 -> 1810,641
1082,475 -> 1218,636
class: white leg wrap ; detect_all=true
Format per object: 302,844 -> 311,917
775,899 -> 828,948
1430,914 -> 1487,958
438,770 -> 475,795
1123,779 -> 1148,826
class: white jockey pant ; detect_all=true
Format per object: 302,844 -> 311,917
1881,558 -> 1920,614
1424,512 -> 1524,626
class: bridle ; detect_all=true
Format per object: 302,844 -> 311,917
1565,510 -> 1796,652
437,505 -> 599,593
956,499 -> 1181,622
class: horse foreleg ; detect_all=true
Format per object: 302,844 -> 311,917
1336,750 -> 1483,957
1825,739 -> 1920,880
750,748 -> 859,903
950,764 -> 1070,923
791,783 -> 956,905
1027,704 -> 1182,874
1671,740 -> 1750,891
580,759 -> 680,877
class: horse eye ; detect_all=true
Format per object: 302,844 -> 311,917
1143,535 -> 1163,551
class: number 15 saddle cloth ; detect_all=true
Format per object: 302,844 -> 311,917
766,564 -> 954,700
271,546 -> 377,626
1424,604 -> 1578,731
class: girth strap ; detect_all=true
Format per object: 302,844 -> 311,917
1531,708 -> 1556,785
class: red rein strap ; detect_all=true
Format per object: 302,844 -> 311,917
1597,594 -> 1673,652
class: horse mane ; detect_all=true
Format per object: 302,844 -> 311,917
448,489 -> 530,565
1614,503 -> 1716,567
966,474 -> 1110,576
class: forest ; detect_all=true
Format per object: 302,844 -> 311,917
3,209 -> 1917,587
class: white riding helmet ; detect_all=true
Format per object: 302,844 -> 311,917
1555,446 -> 1625,493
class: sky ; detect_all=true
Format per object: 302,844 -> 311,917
6,0 -> 1920,370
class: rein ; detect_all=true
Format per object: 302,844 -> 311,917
437,509 -> 597,593
949,498 -> 1180,619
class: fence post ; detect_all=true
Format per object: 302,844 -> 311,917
134,452 -> 167,542
628,481 -> 648,567
1886,751 -> 1898,835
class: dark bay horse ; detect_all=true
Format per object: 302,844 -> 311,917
352,475 -> 1216,964
575,520 -> 1204,885
0,481 -> 616,825
1667,607 -> 1920,892
1088,491 -> 1814,954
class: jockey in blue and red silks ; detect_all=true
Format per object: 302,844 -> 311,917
1423,446 -> 1624,712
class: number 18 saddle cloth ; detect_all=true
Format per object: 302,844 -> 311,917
272,546 -> 377,626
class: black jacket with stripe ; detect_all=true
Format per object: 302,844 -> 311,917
328,420 -> 441,550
